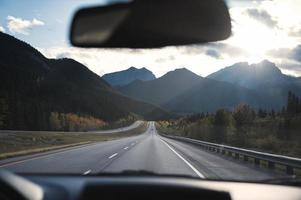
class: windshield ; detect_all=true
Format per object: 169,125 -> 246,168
0,0 -> 301,183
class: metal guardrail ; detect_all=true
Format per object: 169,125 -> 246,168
161,134 -> 301,176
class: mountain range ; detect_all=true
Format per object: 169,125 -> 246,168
2,30 -> 300,130
0,32 -> 169,130
112,61 -> 301,113
208,60 -> 301,91
207,60 -> 301,108
102,67 -> 156,86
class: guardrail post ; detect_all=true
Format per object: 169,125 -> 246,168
268,161 -> 275,170
161,134 -> 301,176
254,158 -> 260,166
286,166 -> 294,175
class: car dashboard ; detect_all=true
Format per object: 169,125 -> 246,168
0,171 -> 301,200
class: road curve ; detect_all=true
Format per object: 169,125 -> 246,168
0,122 -> 283,180
88,120 -> 144,134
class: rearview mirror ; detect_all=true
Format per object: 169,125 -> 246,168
70,0 -> 231,48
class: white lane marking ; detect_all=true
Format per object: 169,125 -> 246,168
124,146 -> 129,150
109,153 -> 118,159
159,138 -> 205,179
131,142 -> 135,146
83,170 -> 91,175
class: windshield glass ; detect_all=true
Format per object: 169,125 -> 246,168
0,0 -> 301,182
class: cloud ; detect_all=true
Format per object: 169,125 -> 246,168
288,27 -> 301,38
245,8 -> 278,28
7,16 -> 44,35
155,55 -> 175,63
0,26 -> 5,33
176,43 -> 246,59
267,48 -> 290,59
209,43 -> 247,57
277,61 -> 301,77
280,62 -> 301,71
291,45 -> 301,62
39,45 -> 238,78
268,45 -> 301,63
205,49 -> 221,59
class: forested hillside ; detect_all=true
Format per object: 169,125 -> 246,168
0,32 -> 169,131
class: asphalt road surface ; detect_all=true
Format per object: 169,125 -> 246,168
88,120 -> 143,134
0,122 -> 283,180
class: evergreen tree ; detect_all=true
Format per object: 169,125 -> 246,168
281,106 -> 286,115
287,91 -> 293,115
200,112 -> 205,119
212,109 -> 231,143
0,97 -> 8,128
270,109 -> 275,118
233,104 -> 255,145
287,91 -> 301,115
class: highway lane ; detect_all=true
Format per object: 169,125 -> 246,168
162,137 -> 283,180
102,122 -> 202,177
0,129 -> 148,174
0,122 -> 283,180
0,121 -> 143,135
88,120 -> 143,134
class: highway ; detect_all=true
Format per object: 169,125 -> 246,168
88,120 -> 143,134
0,121 -> 143,134
0,122 -> 283,180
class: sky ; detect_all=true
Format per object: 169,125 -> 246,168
1,0 -> 301,77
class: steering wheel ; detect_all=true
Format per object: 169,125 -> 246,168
0,170 -> 43,200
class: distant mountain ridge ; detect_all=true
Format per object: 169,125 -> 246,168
207,60 -> 301,108
0,32 -> 169,130
102,66 -> 156,86
118,67 -> 272,113
207,60 -> 296,89
117,61 -> 301,113
118,68 -> 201,106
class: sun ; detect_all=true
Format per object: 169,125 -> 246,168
227,22 -> 277,63
227,5 -> 297,64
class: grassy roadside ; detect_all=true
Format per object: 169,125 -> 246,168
155,121 -> 301,158
156,122 -> 301,176
0,121 -> 148,160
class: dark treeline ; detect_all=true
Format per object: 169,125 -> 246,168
157,91 -> 301,157
0,32 -> 170,131
184,90 -> 301,121
287,91 -> 301,115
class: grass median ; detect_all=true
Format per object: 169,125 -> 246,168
0,121 -> 148,160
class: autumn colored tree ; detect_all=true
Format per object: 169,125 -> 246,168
49,112 -> 62,131
233,104 -> 255,145
49,112 -> 107,131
